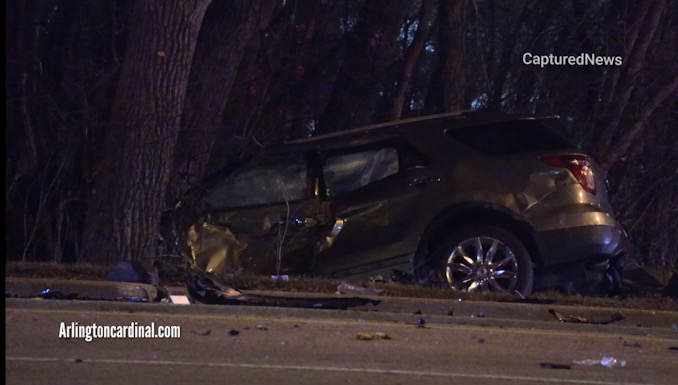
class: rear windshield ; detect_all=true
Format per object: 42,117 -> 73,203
445,120 -> 575,155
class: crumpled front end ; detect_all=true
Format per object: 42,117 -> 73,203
183,201 -> 339,280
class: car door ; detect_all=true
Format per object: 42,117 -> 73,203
188,151 -> 333,276
316,139 -> 431,276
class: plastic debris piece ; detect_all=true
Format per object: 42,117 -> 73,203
549,309 -> 625,325
256,325 -> 268,331
476,312 -> 486,318
39,288 -> 77,300
668,346 -> 678,351
622,341 -> 642,348
478,338 -> 485,343
337,282 -> 383,296
271,275 -> 289,282
356,332 -> 392,340
417,319 -> 426,328
191,329 -> 211,336
107,261 -> 159,285
574,356 -> 626,368
228,329 -> 240,336
370,275 -> 385,283
671,323 -> 677,331
447,310 -> 454,316
169,295 -> 191,305
539,362 -> 571,370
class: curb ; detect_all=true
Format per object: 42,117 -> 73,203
5,277 -> 677,330
5,277 -> 158,302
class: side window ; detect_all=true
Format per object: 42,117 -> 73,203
323,147 -> 399,197
204,159 -> 307,209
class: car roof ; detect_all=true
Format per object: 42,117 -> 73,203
283,110 -> 559,150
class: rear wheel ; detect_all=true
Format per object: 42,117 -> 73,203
431,226 -> 534,295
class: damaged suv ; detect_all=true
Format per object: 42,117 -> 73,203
174,111 -> 632,295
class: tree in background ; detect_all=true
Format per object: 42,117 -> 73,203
80,0 -> 211,264
5,0 -> 676,271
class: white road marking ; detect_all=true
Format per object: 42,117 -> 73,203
6,356 -> 654,385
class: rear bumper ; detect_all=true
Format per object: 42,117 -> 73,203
532,223 -> 633,289
535,223 -> 632,267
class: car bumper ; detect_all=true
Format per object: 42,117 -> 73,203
535,222 -> 632,267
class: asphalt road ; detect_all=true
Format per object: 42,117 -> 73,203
6,297 -> 678,385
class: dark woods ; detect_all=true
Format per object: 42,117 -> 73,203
5,0 -> 677,269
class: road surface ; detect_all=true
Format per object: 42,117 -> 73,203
6,298 -> 678,384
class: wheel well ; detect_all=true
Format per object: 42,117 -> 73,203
417,207 -> 542,268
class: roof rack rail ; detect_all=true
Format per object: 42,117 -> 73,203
285,109 -> 474,144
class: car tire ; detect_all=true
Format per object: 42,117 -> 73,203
431,225 -> 534,295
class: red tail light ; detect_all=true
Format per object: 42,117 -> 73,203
540,155 -> 597,195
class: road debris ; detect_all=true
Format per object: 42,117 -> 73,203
191,329 -> 211,336
337,282 -> 383,296
539,362 -> 571,370
228,329 -> 240,336
622,341 -> 642,348
573,356 -> 626,368
107,261 -> 159,285
40,288 -> 78,300
188,271 -> 381,309
548,309 -> 625,325
356,332 -> 392,340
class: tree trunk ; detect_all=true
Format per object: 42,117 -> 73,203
424,0 -> 468,114
600,75 -> 678,170
596,0 -> 666,156
168,0 -> 278,205
80,0 -> 210,264
317,0 -> 410,134
390,0 -> 436,120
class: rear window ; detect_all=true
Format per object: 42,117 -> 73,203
445,120 -> 574,155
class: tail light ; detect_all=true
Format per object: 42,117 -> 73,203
540,155 -> 597,195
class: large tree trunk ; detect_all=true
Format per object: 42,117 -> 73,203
80,0 -> 210,264
168,0 -> 278,205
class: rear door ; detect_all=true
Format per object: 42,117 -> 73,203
316,139 -> 431,275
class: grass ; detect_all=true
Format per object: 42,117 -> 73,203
6,261 -> 677,311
